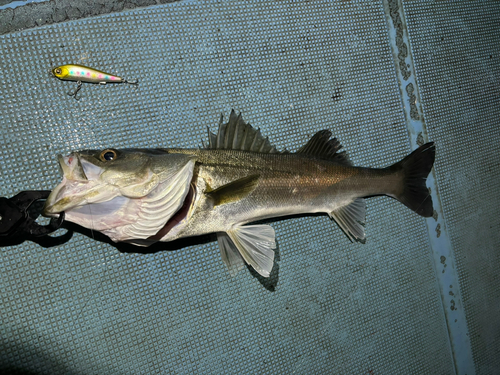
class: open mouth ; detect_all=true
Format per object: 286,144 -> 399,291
147,184 -> 196,241
43,154 -> 93,216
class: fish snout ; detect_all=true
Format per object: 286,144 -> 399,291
58,153 -> 88,181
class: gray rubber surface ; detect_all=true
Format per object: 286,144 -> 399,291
0,0 -> 498,374
404,2 -> 500,374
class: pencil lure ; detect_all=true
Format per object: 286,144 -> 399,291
52,64 -> 138,99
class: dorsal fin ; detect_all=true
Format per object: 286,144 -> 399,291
296,130 -> 352,165
204,110 -> 279,153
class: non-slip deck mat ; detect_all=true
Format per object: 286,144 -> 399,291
1,1 -> 455,373
404,2 -> 500,374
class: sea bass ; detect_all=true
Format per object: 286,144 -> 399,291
44,111 -> 435,277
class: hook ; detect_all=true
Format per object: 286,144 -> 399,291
67,81 -> 82,100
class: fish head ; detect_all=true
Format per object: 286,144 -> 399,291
44,148 -> 196,244
52,65 -> 70,79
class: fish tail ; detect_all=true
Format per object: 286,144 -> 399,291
390,142 -> 435,217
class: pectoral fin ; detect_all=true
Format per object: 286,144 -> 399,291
329,198 -> 366,243
205,174 -> 260,206
223,224 -> 276,277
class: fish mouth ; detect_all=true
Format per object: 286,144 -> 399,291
57,153 -> 90,181
57,154 -> 71,176
43,154 -> 94,216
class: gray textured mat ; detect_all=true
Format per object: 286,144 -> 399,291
404,2 -> 500,374
1,0 -> 497,373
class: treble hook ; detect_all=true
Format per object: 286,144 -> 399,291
67,81 -> 83,100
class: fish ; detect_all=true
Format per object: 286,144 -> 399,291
43,111 -> 435,277
51,64 -> 138,99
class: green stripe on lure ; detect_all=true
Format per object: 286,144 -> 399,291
52,64 -> 138,99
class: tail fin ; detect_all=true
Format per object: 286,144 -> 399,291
390,142 -> 435,217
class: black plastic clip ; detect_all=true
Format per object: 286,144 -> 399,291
0,191 -> 64,240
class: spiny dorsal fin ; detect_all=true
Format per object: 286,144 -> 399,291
205,110 -> 279,153
205,174 -> 260,206
297,130 -> 352,165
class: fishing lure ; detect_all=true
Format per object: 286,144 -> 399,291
52,64 -> 138,99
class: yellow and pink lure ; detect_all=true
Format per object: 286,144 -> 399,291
52,64 -> 138,99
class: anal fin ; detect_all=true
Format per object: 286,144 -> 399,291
329,198 -> 366,243
221,224 -> 276,277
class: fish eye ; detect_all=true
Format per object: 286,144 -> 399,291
100,149 -> 117,161
55,68 -> 62,75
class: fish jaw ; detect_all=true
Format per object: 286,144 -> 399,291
44,153 -> 117,216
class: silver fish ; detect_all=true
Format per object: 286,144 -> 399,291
44,111 -> 435,277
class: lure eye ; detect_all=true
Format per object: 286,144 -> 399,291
100,149 -> 117,161
55,68 -> 62,75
